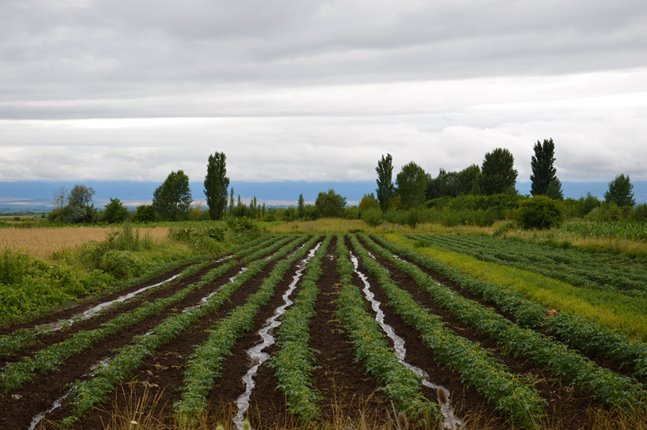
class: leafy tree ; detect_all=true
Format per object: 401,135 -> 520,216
359,193 -> 380,213
456,164 -> 481,195
605,174 -> 635,207
229,187 -> 235,215
297,193 -> 305,219
50,185 -> 97,223
375,153 -> 396,212
103,198 -> 129,223
530,138 -> 563,199
203,152 -> 230,220
314,189 -> 347,217
396,162 -> 428,209
480,148 -> 518,195
133,205 -> 156,222
427,169 -> 459,199
518,196 -> 564,230
152,170 -> 193,221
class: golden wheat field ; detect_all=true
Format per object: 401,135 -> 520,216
0,226 -> 169,259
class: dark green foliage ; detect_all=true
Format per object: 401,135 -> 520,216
204,152 -> 230,220
358,193 -> 379,213
102,198 -> 129,223
518,196 -> 564,230
49,184 -> 98,224
396,161 -> 427,209
632,204 -> 647,222
480,148 -> 518,195
361,208 -> 383,226
605,174 -> 635,208
132,204 -> 156,222
297,193 -> 305,219
314,189 -> 346,217
457,164 -> 482,195
427,165 -> 482,199
152,170 -> 193,221
375,153 -> 396,212
530,139 -> 563,199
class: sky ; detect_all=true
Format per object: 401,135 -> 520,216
1,0 -> 647,187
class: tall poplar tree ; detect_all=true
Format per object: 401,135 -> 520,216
530,138 -> 563,199
203,152 -> 230,220
375,153 -> 395,212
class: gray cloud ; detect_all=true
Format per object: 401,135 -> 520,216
0,0 -> 646,183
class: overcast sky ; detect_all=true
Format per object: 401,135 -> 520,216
1,0 -> 646,183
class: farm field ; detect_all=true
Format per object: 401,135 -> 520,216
0,226 -> 170,260
0,231 -> 646,429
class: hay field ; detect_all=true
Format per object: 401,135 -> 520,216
0,226 -> 169,259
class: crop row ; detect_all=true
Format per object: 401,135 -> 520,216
411,233 -> 647,296
349,235 -> 546,429
0,235 -> 277,358
371,235 -> 647,385
360,235 -> 645,408
60,235 -> 310,427
173,235 -> 321,425
335,236 -> 440,425
271,235 -> 332,424
0,235 -> 297,393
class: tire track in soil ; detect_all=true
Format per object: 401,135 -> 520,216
54,250 -> 304,430
0,260 -> 239,367
0,259 -> 253,430
307,238 -> 390,425
358,239 -> 593,429
205,253 -> 315,429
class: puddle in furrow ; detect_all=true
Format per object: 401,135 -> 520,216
368,251 -> 377,260
35,274 -> 181,333
28,356 -> 111,430
181,266 -> 248,314
233,242 -> 322,430
350,252 -> 462,429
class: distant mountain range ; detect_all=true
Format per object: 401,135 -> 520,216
0,180 -> 645,213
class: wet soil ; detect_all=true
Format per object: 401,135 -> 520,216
355,237 -> 594,429
0,259 -> 252,430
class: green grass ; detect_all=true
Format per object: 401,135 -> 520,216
385,234 -> 647,342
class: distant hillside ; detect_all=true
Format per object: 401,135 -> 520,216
1,180 -> 645,213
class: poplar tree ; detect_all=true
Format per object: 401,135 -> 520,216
376,153 -> 395,212
204,152 -> 230,220
530,138 -> 563,199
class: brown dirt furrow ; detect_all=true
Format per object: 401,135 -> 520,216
308,238 -> 390,426
385,240 -> 632,378
0,261 -> 200,336
52,253 -> 297,430
358,241 -> 592,429
0,261 -> 260,430
0,262 -> 243,368
206,256 -> 310,429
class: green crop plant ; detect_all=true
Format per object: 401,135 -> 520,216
335,235 -> 441,426
173,236 -> 321,425
60,235 -> 309,427
372,234 -> 647,385
348,235 -> 546,429
360,234 -> 646,408
271,234 -> 332,424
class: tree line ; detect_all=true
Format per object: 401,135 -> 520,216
48,140 -> 637,225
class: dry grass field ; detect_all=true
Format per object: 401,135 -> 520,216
0,226 -> 169,259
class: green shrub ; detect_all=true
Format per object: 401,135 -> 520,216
517,196 -> 564,230
361,208 -> 383,227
